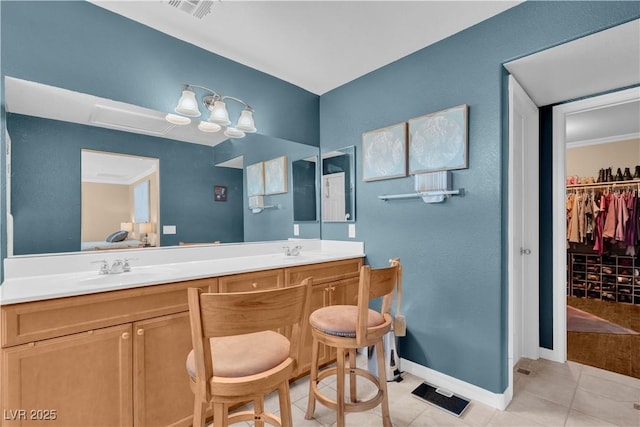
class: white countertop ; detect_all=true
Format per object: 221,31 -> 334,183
0,240 -> 365,305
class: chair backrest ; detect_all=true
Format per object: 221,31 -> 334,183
187,278 -> 312,396
356,259 -> 401,345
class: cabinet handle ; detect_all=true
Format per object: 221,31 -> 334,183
137,329 -> 144,336
122,332 -> 130,340
252,283 -> 258,289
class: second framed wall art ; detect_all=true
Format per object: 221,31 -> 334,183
408,104 -> 468,174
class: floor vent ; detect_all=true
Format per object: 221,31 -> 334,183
411,382 -> 470,417
517,368 -> 531,375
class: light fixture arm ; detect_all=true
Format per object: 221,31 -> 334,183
221,95 -> 254,112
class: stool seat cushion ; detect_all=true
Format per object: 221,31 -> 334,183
186,330 -> 290,379
309,305 -> 384,337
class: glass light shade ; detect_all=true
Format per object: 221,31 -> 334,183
165,113 -> 191,125
174,89 -> 201,117
236,109 -> 257,133
224,127 -> 246,139
208,100 -> 231,125
197,120 -> 222,133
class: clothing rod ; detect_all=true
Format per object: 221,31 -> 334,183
378,188 -> 465,201
567,180 -> 640,190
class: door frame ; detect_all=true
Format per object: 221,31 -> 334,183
549,86 -> 640,362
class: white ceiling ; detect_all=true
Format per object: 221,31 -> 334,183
90,0 -> 522,95
505,19 -> 640,145
82,150 -> 158,184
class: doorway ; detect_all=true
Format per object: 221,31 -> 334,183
554,87 -> 640,377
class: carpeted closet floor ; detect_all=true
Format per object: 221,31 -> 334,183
567,296 -> 640,378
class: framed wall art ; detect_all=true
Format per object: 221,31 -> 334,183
264,156 -> 288,195
246,162 -> 265,197
214,185 -> 227,202
408,104 -> 468,174
362,122 -> 407,182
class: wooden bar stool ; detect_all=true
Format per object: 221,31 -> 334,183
186,278 -> 312,427
305,259 -> 401,427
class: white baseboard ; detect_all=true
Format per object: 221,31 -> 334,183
400,358 -> 512,411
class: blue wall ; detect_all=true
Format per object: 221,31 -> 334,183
320,2 -> 639,393
8,114 -> 244,253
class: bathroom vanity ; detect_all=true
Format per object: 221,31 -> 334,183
0,240 -> 364,426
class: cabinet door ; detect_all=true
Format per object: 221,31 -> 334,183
133,313 -> 193,427
218,269 -> 284,293
1,324 -> 133,427
296,283 -> 330,376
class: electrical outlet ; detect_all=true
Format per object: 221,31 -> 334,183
348,224 -> 356,238
163,225 -> 176,235
293,223 -> 300,236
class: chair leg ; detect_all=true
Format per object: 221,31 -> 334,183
278,381 -> 293,427
254,397 -> 265,427
192,395 -> 208,427
336,347 -> 346,427
304,337 -> 320,419
213,402 -> 229,427
375,342 -> 392,427
348,348 -> 357,403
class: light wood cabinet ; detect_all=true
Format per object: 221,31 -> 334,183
0,259 -> 362,426
133,313 -> 193,427
1,324 -> 133,427
285,259 -> 362,376
217,269 -> 284,293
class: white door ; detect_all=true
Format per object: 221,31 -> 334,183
508,76 -> 540,374
322,172 -> 346,221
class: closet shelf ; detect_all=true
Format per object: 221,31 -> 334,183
378,188 -> 465,202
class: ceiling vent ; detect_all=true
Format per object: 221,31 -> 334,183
166,0 -> 213,19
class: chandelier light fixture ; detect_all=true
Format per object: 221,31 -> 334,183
165,84 -> 257,138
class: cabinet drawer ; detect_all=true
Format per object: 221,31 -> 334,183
285,258 -> 363,286
218,269 -> 284,293
1,278 -> 217,348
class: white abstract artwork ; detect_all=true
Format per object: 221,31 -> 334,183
408,104 -> 468,174
264,156 -> 288,194
362,123 -> 407,182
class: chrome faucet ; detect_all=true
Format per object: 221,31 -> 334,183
92,258 -> 134,275
283,245 -> 303,256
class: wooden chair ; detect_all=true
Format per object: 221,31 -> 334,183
187,278 -> 313,427
305,259 -> 401,427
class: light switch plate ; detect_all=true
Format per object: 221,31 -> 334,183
163,225 -> 176,235
293,223 -> 300,236
348,223 -> 356,238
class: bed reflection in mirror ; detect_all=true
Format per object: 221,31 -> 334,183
81,150 -> 159,251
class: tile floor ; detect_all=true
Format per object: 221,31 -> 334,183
224,355 -> 640,426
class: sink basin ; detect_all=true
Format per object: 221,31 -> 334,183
77,267 -> 177,285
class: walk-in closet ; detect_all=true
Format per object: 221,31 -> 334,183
565,116 -> 640,378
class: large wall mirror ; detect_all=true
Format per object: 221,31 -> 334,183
5,77 -> 320,256
321,146 -> 355,222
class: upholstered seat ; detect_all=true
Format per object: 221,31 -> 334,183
187,279 -> 312,427
305,259 -> 401,427
185,331 -> 290,379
